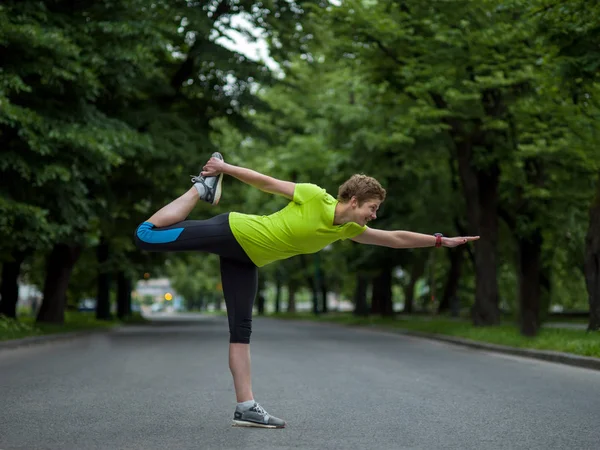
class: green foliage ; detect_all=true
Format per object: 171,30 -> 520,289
200,0 -> 598,321
534,0 -> 600,86
0,311 -> 130,341
166,254 -> 221,310
1,0 -> 598,326
0,315 -> 41,341
0,0 -> 328,315
0,1 -> 157,255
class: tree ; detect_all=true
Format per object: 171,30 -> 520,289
167,255 -> 221,311
534,0 -> 600,331
1,0 -> 330,322
0,1 -> 153,322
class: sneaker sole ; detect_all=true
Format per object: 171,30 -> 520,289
211,152 -> 224,206
232,420 -> 285,429
212,172 -> 223,205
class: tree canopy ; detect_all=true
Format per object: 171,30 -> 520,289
0,0 -> 598,334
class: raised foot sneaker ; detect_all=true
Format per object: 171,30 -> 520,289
232,402 -> 286,429
191,151 -> 224,205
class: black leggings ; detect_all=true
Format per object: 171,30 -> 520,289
133,213 -> 257,344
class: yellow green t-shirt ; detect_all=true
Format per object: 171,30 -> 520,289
229,183 -> 366,267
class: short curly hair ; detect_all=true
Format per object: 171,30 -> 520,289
337,174 -> 386,205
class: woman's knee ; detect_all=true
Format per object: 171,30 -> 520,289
133,223 -> 144,250
133,222 -> 152,250
133,221 -> 185,250
229,317 -> 252,344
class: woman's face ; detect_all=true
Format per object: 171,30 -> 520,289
352,197 -> 381,226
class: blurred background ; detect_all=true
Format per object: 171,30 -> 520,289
1,0 -> 599,343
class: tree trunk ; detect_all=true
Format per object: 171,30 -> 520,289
518,229 -> 542,336
539,266 -> 552,323
298,255 -> 318,315
257,275 -> 266,316
96,239 -> 111,320
274,274 -> 282,314
256,293 -> 266,315
461,158 -> 500,326
312,254 -> 321,315
321,277 -> 328,314
433,90 -> 501,325
37,244 -> 82,324
438,247 -> 464,314
287,283 -> 297,313
403,258 -> 426,314
116,271 -> 132,319
372,265 -> 394,317
432,95 -> 500,324
402,284 -> 414,314
0,251 -> 27,318
353,273 -> 369,317
371,281 -> 381,315
585,177 -> 600,331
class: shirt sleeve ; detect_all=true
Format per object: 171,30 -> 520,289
338,223 -> 367,241
293,183 -> 325,204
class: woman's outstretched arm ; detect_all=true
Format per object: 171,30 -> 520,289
202,156 -> 295,200
351,228 -> 479,248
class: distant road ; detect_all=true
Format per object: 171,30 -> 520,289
1,314 -> 599,449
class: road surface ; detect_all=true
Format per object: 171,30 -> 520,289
1,315 -> 599,449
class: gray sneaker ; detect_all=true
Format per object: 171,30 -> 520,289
232,402 -> 286,429
191,152 -> 224,205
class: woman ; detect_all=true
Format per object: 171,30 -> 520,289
134,152 -> 478,429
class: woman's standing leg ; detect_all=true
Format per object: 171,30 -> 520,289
229,343 -> 254,402
220,256 -> 257,402
220,256 -> 286,428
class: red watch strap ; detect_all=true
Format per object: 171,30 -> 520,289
434,233 -> 443,248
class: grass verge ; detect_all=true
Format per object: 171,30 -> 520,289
0,311 -> 149,342
269,312 -> 600,358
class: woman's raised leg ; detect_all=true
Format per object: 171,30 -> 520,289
146,151 -> 224,228
147,187 -> 199,228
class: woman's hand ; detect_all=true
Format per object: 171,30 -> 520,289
201,156 -> 227,177
442,236 -> 480,247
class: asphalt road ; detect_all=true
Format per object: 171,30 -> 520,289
1,315 -> 599,450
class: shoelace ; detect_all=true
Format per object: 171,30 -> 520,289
251,403 -> 267,416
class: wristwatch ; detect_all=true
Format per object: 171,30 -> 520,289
434,233 -> 443,248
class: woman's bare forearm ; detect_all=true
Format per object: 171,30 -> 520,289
393,230 -> 437,248
222,163 -> 274,190
353,228 -> 479,248
393,230 -> 479,248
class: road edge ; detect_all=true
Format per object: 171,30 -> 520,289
0,327 -> 121,351
379,327 -> 600,371
269,318 -> 600,371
